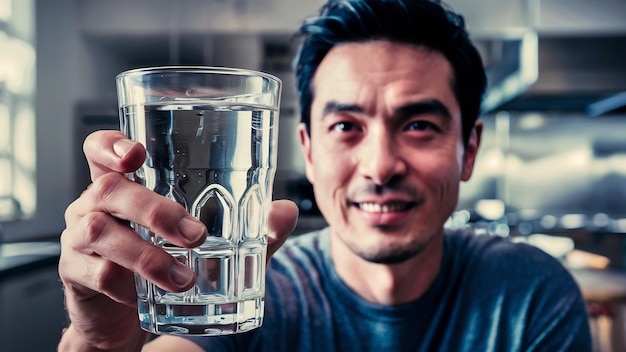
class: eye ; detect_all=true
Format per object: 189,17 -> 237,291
404,120 -> 440,132
331,121 -> 361,132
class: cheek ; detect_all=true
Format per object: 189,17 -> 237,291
311,138 -> 356,181
435,178 -> 460,206
310,146 -> 353,210
421,168 -> 461,222
416,153 -> 463,204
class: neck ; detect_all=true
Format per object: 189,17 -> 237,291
329,230 -> 444,305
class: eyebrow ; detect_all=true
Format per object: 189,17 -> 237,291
321,99 -> 452,120
322,102 -> 364,118
396,100 -> 452,120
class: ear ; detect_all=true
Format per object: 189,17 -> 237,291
461,120 -> 482,181
298,123 -> 315,184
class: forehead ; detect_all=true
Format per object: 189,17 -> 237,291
311,40 -> 459,117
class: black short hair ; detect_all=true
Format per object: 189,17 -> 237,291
294,0 -> 487,146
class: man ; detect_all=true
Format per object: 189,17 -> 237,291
58,0 -> 592,351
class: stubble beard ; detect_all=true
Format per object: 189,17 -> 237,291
345,235 -> 433,265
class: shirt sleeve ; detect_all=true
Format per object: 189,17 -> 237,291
522,266 -> 592,352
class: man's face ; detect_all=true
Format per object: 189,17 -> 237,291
299,40 -> 481,264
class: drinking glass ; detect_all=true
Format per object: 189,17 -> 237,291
116,66 -> 281,335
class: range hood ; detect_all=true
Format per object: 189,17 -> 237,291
481,32 -> 626,115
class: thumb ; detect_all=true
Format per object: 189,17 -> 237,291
267,199 -> 299,262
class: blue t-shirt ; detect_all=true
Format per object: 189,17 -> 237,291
187,227 -> 591,351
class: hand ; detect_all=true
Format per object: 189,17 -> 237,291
58,130 -> 298,351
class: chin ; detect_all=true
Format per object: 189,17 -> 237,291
354,239 -> 430,265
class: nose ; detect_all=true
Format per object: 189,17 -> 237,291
358,130 -> 407,185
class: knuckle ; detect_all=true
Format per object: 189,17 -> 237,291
142,203 -> 172,230
64,198 -> 83,225
142,202 -> 162,222
57,247 -> 73,281
91,172 -> 125,203
84,130 -> 117,152
92,261 -> 123,293
63,206 -> 74,225
82,131 -> 97,154
81,212 -> 111,245
142,200 -> 184,236
134,245 -> 168,279
57,261 -> 85,295
59,228 -> 74,250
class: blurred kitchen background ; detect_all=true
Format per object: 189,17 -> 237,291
0,0 -> 625,350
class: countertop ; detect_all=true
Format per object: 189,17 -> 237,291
568,266 -> 626,302
0,241 -> 61,279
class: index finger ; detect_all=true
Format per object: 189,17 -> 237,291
83,130 -> 146,181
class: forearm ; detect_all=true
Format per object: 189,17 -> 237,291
58,324 -> 151,352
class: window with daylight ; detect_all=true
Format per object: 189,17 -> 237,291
0,0 -> 36,221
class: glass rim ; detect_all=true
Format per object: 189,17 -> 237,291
116,65 -> 281,84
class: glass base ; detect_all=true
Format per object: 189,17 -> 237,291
138,296 -> 264,336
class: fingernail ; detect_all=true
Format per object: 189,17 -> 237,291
178,216 -> 206,242
113,139 -> 136,158
170,262 -> 194,287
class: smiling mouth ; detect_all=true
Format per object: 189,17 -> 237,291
356,202 -> 415,213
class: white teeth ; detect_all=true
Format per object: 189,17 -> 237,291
358,202 -> 408,213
